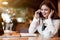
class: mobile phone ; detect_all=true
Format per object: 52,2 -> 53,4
39,12 -> 43,18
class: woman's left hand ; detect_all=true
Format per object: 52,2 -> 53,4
48,10 -> 54,19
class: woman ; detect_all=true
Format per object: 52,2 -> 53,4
28,0 -> 60,38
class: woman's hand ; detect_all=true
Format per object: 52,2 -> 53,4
48,10 -> 54,19
34,9 -> 41,19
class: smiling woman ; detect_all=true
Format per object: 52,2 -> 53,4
28,0 -> 60,38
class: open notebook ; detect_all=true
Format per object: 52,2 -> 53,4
20,33 -> 38,37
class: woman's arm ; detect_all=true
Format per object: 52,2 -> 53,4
28,17 -> 40,33
42,18 -> 60,37
28,9 -> 41,33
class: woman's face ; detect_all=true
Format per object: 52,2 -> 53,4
40,5 -> 51,18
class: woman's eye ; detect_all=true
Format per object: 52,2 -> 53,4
44,9 -> 48,11
41,9 -> 43,11
41,9 -> 48,11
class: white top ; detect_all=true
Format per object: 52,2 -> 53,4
28,17 -> 60,38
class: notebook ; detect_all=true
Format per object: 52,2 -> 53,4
20,33 -> 38,37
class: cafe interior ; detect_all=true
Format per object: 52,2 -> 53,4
0,0 -> 60,40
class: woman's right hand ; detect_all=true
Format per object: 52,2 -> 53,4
34,9 -> 41,19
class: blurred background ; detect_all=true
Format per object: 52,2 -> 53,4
0,0 -> 60,33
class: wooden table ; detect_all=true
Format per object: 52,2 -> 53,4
0,30 -> 60,40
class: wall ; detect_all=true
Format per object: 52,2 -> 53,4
58,1 -> 60,17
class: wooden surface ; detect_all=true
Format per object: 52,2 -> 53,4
0,30 -> 60,40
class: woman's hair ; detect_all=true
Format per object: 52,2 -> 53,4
39,0 -> 59,19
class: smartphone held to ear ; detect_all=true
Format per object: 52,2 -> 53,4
39,12 -> 43,18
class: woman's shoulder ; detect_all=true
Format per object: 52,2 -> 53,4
53,19 -> 60,21
52,19 -> 60,24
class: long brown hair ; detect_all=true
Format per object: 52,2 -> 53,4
39,0 -> 59,19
